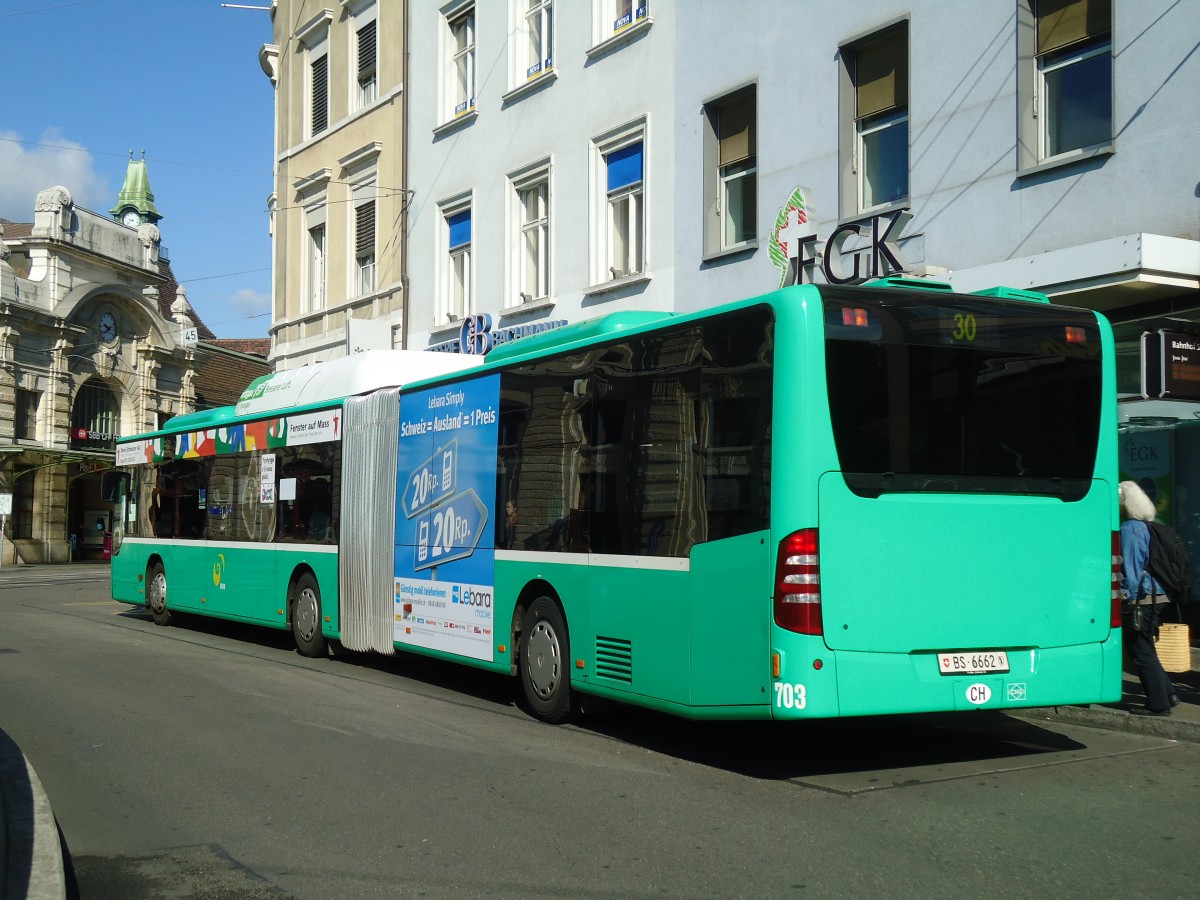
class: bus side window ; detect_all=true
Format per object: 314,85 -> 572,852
278,446 -> 338,544
151,463 -> 176,537
302,477 -> 333,540
699,313 -> 773,542
175,460 -> 209,540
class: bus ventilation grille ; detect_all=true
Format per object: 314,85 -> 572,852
595,636 -> 633,684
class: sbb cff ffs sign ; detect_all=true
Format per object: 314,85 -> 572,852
73,427 -> 119,443
1142,330 -> 1200,401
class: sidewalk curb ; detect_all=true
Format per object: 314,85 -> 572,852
0,729 -> 65,900
1013,705 -> 1200,743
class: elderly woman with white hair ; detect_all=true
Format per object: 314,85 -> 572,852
1118,480 -> 1178,716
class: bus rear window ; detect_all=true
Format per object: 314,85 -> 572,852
822,291 -> 1102,500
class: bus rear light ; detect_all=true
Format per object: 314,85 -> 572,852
841,308 -> 870,327
775,529 -> 823,635
1111,531 -> 1124,628
1065,326 -> 1086,344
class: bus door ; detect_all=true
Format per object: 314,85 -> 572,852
148,458 -> 215,613
204,451 -> 277,621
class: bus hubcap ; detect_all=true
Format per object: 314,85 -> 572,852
295,590 -> 317,641
150,574 -> 166,612
527,620 -> 560,699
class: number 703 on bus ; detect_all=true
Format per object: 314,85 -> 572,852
774,682 -> 807,710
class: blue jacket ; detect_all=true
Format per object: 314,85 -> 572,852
1121,518 -> 1166,599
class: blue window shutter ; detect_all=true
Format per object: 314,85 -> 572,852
448,210 -> 471,249
606,142 -> 643,193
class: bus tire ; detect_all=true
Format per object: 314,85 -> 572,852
520,596 -> 571,723
147,562 -> 172,627
291,573 -> 326,658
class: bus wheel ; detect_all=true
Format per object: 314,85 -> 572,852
147,563 -> 172,626
520,597 -> 571,723
291,573 -> 326,658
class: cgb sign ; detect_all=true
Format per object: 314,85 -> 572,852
429,314 -> 569,355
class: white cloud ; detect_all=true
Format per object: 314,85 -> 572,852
227,287 -> 271,317
0,129 -> 111,220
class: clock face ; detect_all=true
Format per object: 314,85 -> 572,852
99,311 -> 117,343
122,210 -> 140,227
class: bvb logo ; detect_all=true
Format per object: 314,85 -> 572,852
212,553 -> 226,586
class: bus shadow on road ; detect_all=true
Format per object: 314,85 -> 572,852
115,607 -> 1123,791
116,607 -> 299,654
119,606 -> 522,710
573,706 -> 1098,790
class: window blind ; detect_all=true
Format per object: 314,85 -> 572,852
356,201 -> 376,255
448,210 -> 471,249
312,55 -> 329,133
358,20 -> 377,82
718,94 -> 756,167
1036,0 -> 1111,56
606,142 -> 644,192
854,26 -> 908,120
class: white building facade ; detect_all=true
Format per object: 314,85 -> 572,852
404,0 -> 1199,406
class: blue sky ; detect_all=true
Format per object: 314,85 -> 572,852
1,0 -> 275,339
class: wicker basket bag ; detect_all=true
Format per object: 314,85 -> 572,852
1156,622 -> 1191,674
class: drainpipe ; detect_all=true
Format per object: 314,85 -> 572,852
400,0 -> 411,349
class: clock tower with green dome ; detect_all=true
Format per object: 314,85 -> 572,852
110,150 -> 163,228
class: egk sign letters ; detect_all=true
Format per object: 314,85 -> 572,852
771,187 -> 912,287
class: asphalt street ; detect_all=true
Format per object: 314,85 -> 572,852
3,564 -> 1199,898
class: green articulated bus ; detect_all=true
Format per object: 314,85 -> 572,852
110,279 -> 1123,722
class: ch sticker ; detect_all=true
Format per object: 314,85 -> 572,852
212,553 -> 226,587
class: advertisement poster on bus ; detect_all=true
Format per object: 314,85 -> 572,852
394,374 -> 499,662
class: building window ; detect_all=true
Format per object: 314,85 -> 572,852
594,0 -> 649,44
704,86 -> 756,254
296,10 -> 333,138
511,163 -> 551,305
11,466 -> 34,540
1037,0 -> 1112,158
598,135 -> 644,281
354,4 -> 378,110
14,389 -> 38,441
71,380 -> 120,449
840,23 -> 908,215
1018,1 -> 1113,170
307,222 -> 326,313
354,197 -> 376,295
445,4 -> 476,120
443,202 -> 472,322
310,44 -> 329,136
523,0 -> 553,79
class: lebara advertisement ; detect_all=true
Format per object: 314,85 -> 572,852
394,375 -> 499,662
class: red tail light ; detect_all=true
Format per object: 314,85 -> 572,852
841,308 -> 870,327
1111,531 -> 1123,628
775,529 -> 822,635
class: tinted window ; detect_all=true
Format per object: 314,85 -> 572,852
496,306 -> 774,556
823,291 -> 1102,499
